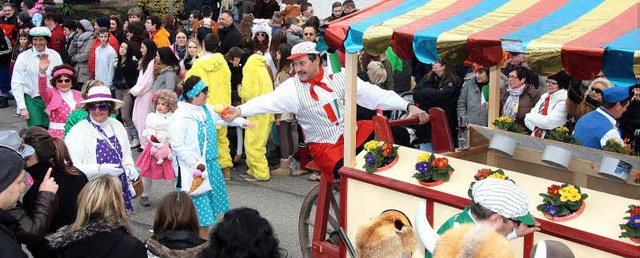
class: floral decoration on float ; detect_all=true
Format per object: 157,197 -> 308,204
619,204 -> 640,244
362,138 -> 398,173
412,152 -> 454,187
537,183 -> 588,222
468,168 -> 509,198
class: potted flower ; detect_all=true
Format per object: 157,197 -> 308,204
362,139 -> 398,173
412,152 -> 454,187
541,126 -> 581,169
619,204 -> 640,244
489,116 -> 526,157
599,139 -> 633,183
537,183 -> 588,222
468,168 -> 509,198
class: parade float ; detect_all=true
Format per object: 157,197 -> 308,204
297,0 -> 640,257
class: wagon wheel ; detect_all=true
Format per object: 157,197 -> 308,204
298,183 -> 341,258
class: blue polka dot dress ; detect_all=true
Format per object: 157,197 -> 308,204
192,107 -> 230,227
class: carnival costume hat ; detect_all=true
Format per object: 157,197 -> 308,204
77,85 -> 123,109
472,178 -> 536,226
288,41 -> 320,60
30,26 -> 51,38
602,86 -> 631,103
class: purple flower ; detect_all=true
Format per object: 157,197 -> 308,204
628,214 -> 640,227
545,204 -> 559,216
415,162 -> 431,174
366,153 -> 376,164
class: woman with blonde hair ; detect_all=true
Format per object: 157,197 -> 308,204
566,77 -> 613,121
181,37 -> 201,75
46,175 -> 146,258
146,191 -> 208,257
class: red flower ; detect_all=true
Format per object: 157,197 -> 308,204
547,184 -> 561,196
476,169 -> 491,180
631,206 -> 640,216
635,173 -> 640,179
381,143 -> 392,157
433,158 -> 447,169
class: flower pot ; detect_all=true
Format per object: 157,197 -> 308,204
416,171 -> 453,187
544,202 -> 586,222
375,155 -> 399,173
541,145 -> 573,169
629,237 -> 640,244
488,133 -> 518,157
598,156 -> 632,183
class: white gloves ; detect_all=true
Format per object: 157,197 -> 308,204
99,163 -> 124,177
415,201 -> 440,254
125,164 -> 139,181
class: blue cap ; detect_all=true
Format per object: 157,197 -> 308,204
602,86 -> 630,103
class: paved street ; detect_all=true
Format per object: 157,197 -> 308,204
1,99 -> 317,257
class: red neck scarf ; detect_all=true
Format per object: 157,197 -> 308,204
301,66 -> 333,101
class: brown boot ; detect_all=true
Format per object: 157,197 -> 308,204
222,167 -> 231,181
271,158 -> 291,176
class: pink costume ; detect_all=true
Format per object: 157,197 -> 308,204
135,111 -> 175,180
38,74 -> 84,138
129,60 -> 155,148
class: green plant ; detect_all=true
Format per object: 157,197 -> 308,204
362,138 -> 397,173
58,3 -> 74,16
136,0 -> 184,19
537,183 -> 588,218
619,204 -> 640,239
546,126 -> 581,145
492,116 -> 527,134
468,168 -> 510,198
603,138 -> 631,155
412,152 -> 454,182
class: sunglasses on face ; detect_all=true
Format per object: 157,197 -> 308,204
592,88 -> 603,94
508,218 -> 522,227
57,79 -> 71,83
87,102 -> 110,112
304,33 -> 315,36
256,32 -> 267,37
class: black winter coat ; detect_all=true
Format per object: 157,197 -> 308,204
23,161 -> 88,258
0,209 -> 29,258
218,24 -> 242,55
146,230 -> 208,257
47,220 -> 147,258
412,73 -> 461,145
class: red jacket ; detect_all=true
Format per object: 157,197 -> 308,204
88,32 -> 120,78
47,24 -> 65,53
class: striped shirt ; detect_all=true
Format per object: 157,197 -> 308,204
239,70 -> 408,144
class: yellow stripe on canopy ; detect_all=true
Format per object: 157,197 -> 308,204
361,0 -> 457,56
437,0 -> 538,65
526,0 -> 635,75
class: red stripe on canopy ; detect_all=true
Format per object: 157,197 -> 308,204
390,0 -> 482,60
324,0 -> 405,52
561,6 -> 638,80
466,0 -> 569,67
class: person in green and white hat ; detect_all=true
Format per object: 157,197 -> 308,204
417,178 -> 541,258
11,26 -> 63,128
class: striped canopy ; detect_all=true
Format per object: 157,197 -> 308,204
322,0 -> 640,86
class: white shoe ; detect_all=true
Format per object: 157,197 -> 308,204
130,138 -> 140,149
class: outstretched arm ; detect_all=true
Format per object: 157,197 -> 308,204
415,201 -> 439,253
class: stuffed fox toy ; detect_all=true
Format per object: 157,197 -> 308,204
355,209 -> 418,258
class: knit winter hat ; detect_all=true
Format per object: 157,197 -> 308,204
547,70 -> 572,90
96,17 -> 110,29
78,19 -> 94,32
0,145 -> 25,193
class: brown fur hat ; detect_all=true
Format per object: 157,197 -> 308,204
434,223 -> 514,258
355,210 -> 418,258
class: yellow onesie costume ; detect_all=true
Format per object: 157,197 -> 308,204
239,54 -> 274,181
184,53 -> 233,173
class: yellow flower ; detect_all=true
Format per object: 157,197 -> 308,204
417,153 -> 430,162
560,194 -> 569,202
568,192 -> 581,202
487,173 -> 506,180
364,141 -> 380,152
556,126 -> 569,133
496,116 -> 513,123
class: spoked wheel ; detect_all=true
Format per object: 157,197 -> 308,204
298,183 -> 341,258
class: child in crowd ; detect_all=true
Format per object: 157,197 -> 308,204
37,60 -> 84,137
10,31 -> 29,77
136,90 -> 178,206
94,28 -> 116,90
146,191 -> 208,257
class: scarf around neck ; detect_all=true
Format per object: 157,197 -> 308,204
503,85 -> 526,119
